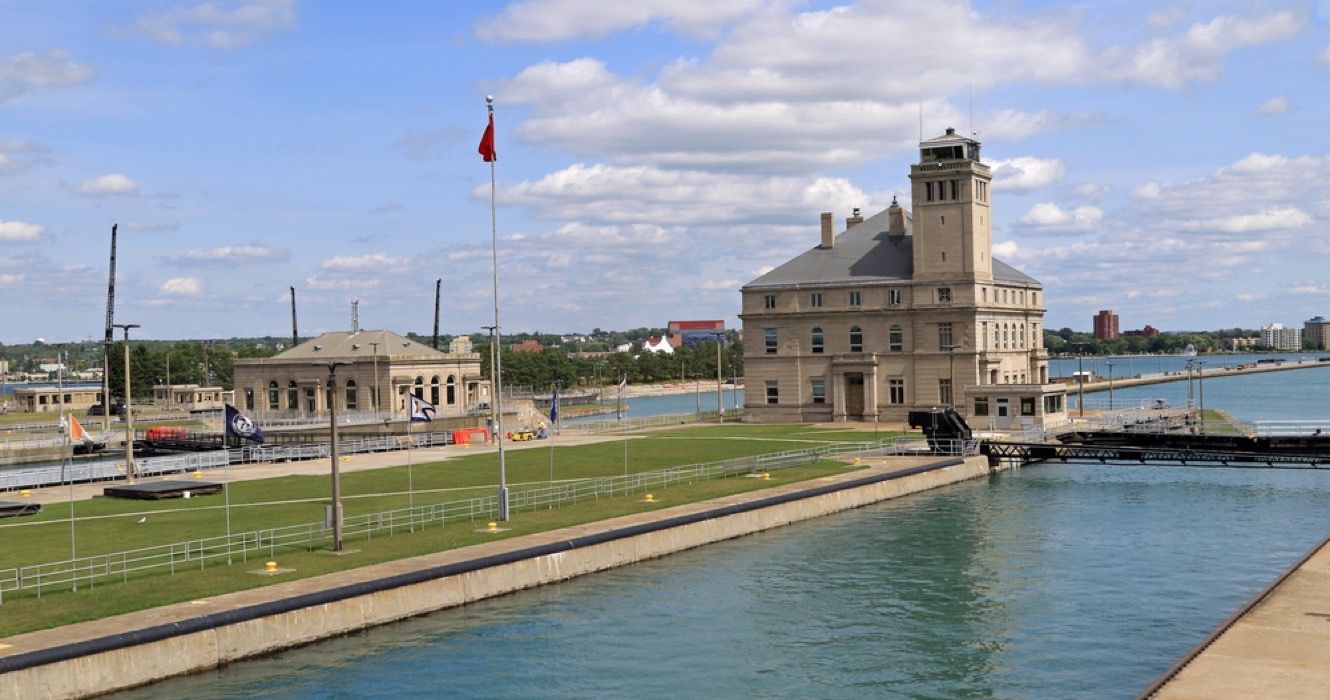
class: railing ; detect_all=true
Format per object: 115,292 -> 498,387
0,431 -> 456,492
576,410 -> 741,433
0,436 -> 972,601
1253,421 -> 1330,437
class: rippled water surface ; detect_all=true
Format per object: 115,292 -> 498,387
114,463 -> 1330,699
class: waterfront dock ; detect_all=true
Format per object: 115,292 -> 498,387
1061,356 -> 1330,396
1144,532 -> 1330,699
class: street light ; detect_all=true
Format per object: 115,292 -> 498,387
1196,361 -> 1205,432
1107,361 -> 1114,410
1068,343 -> 1090,417
715,331 -> 724,421
112,323 -> 140,482
941,344 -> 960,408
319,360 -> 351,551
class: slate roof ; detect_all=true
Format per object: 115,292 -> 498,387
270,330 -> 453,361
743,206 -> 1038,290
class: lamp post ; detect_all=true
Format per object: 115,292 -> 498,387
113,323 -> 140,482
1068,343 -> 1090,417
1185,360 -> 1195,409
1197,361 -> 1205,432
715,332 -> 724,421
320,360 -> 351,551
941,344 -> 960,408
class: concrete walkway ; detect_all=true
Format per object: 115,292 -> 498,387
1148,535 -> 1330,698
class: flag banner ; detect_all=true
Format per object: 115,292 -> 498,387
68,414 -> 90,442
617,377 -> 627,401
224,403 -> 265,443
550,386 -> 559,424
409,394 -> 436,422
478,113 -> 496,162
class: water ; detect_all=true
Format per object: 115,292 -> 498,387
114,463 -> 1330,699
1048,351 -> 1319,380
565,388 -> 744,423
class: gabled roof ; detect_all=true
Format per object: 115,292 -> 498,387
271,330 -> 451,361
743,205 -> 1038,290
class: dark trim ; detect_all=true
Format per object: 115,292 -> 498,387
0,458 -> 966,675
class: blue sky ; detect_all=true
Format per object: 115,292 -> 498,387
2,0 -> 1329,344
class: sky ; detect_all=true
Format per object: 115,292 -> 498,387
2,0 -> 1329,344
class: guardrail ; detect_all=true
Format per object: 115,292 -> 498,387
0,435 -> 972,601
575,410 -> 742,433
1253,421 -> 1330,437
0,431 -> 456,492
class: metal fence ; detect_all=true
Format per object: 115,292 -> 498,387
576,410 -> 740,433
0,435 -> 969,601
1253,420 -> 1330,437
0,431 -> 455,492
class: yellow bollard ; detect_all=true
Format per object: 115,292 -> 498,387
762,472 -> 771,480
644,493 -> 655,502
20,490 -> 31,497
265,561 -> 278,572
486,521 -> 499,532
193,469 -> 203,478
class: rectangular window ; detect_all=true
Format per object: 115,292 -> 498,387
950,179 -> 959,199
974,397 -> 989,416
937,287 -> 952,303
244,388 -> 254,411
996,398 -> 1010,418
888,288 -> 902,305
763,294 -> 776,309
888,378 -> 905,405
305,387 -> 316,412
1043,395 -> 1063,414
811,379 -> 826,404
765,328 -> 777,354
889,326 -> 903,352
938,322 -> 953,349
926,182 -> 934,202
939,379 -> 953,406
765,380 -> 779,405
1021,397 -> 1036,416
848,291 -> 861,306
809,292 -> 823,308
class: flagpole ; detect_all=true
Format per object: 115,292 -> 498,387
223,428 -> 232,564
621,375 -> 628,476
485,95 -> 509,521
407,417 -> 414,521
548,381 -> 557,486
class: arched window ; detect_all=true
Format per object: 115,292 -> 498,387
446,375 -> 457,405
849,326 -> 863,353
414,376 -> 425,400
993,325 -> 1000,346
811,327 -> 824,354
982,287 -> 987,303
430,375 -> 441,406
267,380 -> 279,410
889,325 -> 903,352
287,380 -> 299,409
345,379 -> 358,410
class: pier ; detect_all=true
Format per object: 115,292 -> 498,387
1058,355 -> 1330,396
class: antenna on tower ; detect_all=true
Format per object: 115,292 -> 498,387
351,299 -> 359,333
432,278 -> 441,350
290,286 -> 299,348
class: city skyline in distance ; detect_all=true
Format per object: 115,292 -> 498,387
2,1 -> 1329,344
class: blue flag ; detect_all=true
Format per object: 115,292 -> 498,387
224,403 -> 264,443
550,385 -> 559,424
409,394 -> 436,422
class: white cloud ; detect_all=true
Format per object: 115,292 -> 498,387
305,275 -> 381,291
1018,202 -> 1103,230
477,0 -> 761,42
499,163 -> 876,225
320,253 -> 409,271
160,276 -> 203,296
1132,182 -> 1162,199
992,240 -> 1018,257
131,0 -> 297,49
1106,12 -> 1300,88
0,140 -> 52,174
1319,45 -> 1330,65
180,244 -> 287,264
990,157 -> 1065,191
700,278 -> 739,290
1073,183 -> 1108,200
75,173 -> 138,195
1177,207 -> 1312,233
1291,284 -> 1330,295
0,220 -> 45,242
1257,95 -> 1291,115
0,49 -> 94,103
0,273 -> 21,286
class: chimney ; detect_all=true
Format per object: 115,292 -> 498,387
846,207 -> 864,228
887,196 -> 907,237
820,212 -> 834,249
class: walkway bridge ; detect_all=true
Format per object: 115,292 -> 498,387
982,441 -> 1330,469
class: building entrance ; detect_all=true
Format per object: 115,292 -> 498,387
845,373 -> 865,418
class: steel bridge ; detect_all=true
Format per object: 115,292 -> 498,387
982,441 -> 1330,469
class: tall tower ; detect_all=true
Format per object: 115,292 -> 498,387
909,127 -> 992,283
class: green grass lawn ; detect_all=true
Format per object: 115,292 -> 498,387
0,424 -> 906,636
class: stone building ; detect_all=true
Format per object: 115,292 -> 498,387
232,329 -> 489,419
739,128 -> 1067,429
1304,316 -> 1330,350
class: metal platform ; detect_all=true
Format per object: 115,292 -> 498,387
983,441 -> 1330,469
103,480 -> 223,500
0,501 -> 42,517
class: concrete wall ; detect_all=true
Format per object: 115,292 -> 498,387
2,456 -> 989,699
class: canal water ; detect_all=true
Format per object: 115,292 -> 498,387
114,463 -> 1330,699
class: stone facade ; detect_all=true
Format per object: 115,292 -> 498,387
232,330 -> 489,419
740,129 -> 1066,430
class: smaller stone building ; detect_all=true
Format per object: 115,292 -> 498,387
232,330 -> 489,419
12,386 -> 103,413
151,384 -> 232,411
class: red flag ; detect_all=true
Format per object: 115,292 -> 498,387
478,113 -> 496,162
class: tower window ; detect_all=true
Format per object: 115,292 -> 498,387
888,289 -> 902,305
765,328 -> 778,354
950,180 -> 959,199
849,326 -> 863,353
811,327 -> 824,354
848,291 -> 861,306
941,215 -> 945,225
889,325 -> 903,352
763,294 -> 776,309
937,287 -> 952,303
765,381 -> 779,405
938,322 -> 954,349
926,182 -> 934,202
811,379 -> 826,404
809,292 -> 823,308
